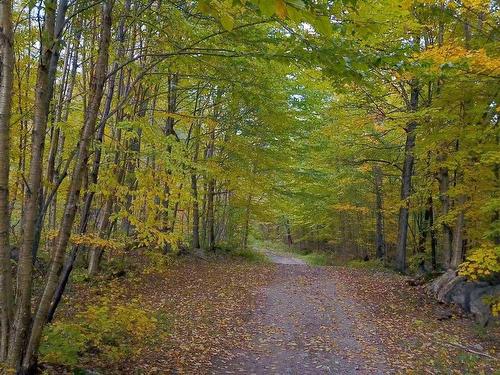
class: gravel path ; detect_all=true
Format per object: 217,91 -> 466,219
264,251 -> 307,265
213,252 -> 389,374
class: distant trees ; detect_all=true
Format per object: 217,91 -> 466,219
278,0 -> 498,279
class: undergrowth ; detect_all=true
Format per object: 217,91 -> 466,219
233,247 -> 269,263
346,258 -> 387,271
298,252 -> 333,266
40,298 -> 163,368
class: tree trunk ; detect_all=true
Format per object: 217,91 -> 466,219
87,198 -> 113,275
191,173 -> 200,249
438,163 -> 452,268
242,194 -> 252,249
395,82 -> 419,273
373,165 -> 385,259
450,194 -> 466,269
31,0 -> 69,261
285,219 -> 293,248
7,0 -> 57,368
21,1 -> 113,370
0,0 -> 14,359
428,196 -> 437,270
206,179 -> 215,252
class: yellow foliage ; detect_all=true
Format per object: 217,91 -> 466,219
46,231 -> 123,251
458,243 -> 500,281
331,203 -> 369,214
71,234 -> 123,252
418,44 -> 500,76
491,298 -> 500,317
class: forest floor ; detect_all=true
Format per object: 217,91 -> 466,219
51,250 -> 499,374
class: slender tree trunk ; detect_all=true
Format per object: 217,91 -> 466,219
428,196 -> 437,270
87,198 -> 113,275
242,194 -> 252,249
21,2 -> 114,370
191,173 -> 200,249
450,194 -> 466,269
190,111 -> 202,249
438,162 -> 452,268
395,82 -> 419,273
48,28 -> 123,317
373,165 -> 385,259
285,219 -> 293,248
207,178 -> 215,251
7,0 -> 57,368
31,0 -> 69,261
0,0 -> 15,359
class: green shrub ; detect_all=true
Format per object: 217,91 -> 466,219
39,323 -> 87,366
40,300 -> 159,366
298,252 -> 332,266
408,253 -> 431,274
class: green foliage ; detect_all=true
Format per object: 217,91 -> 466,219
408,253 -> 430,274
39,323 -> 87,366
40,301 -> 158,366
298,252 -> 332,266
233,248 -> 269,263
346,259 -> 386,271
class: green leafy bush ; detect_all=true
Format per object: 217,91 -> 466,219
298,252 -> 332,266
408,253 -> 431,274
39,323 -> 87,366
40,300 -> 158,366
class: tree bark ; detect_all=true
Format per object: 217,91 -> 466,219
242,194 -> 252,249
0,0 -> 14,360
285,219 -> 293,248
428,196 -> 437,270
191,173 -> 200,249
21,1 -> 114,370
31,0 -> 69,261
395,82 -> 419,273
207,178 -> 215,252
450,194 -> 466,269
373,165 -> 385,259
438,161 -> 452,268
191,106 -> 202,250
7,0 -> 57,368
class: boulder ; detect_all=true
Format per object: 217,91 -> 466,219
427,271 -> 499,326
428,269 -> 456,295
436,275 -> 467,304
449,281 -> 490,313
470,284 -> 500,326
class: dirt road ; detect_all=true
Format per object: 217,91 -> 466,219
214,252 -> 389,374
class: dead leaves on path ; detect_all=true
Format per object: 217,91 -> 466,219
329,268 -> 499,374
117,260 -> 276,374
57,259 -> 498,374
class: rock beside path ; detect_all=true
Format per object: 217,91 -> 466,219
428,270 -> 499,326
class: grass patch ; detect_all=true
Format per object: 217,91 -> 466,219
346,258 -> 386,271
298,252 -> 332,266
232,248 -> 269,263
